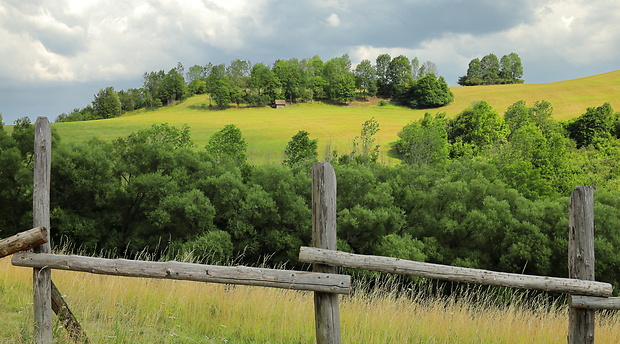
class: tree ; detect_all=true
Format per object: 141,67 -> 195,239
448,101 -> 509,156
323,56 -> 356,103
283,130 -> 318,170
407,73 -> 453,109
500,52 -> 523,84
206,63 -> 227,94
419,61 -> 437,78
211,79 -> 232,109
411,57 -> 420,80
273,59 -> 304,102
295,55 -> 325,100
458,58 -> 483,86
249,62 -> 281,104
567,103 -> 619,148
227,59 -> 251,89
92,87 -> 121,119
387,55 -> 413,98
0,114 -> 32,236
480,53 -> 500,84
393,112 -> 449,165
205,124 -> 248,165
354,59 -> 377,98
375,53 -> 391,97
187,64 -> 208,95
459,53 -> 523,86
375,233 -> 426,261
346,117 -> 380,164
160,68 -> 187,105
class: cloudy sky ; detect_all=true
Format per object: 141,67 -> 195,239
1,0 -> 619,124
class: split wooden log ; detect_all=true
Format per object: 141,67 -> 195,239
51,281 -> 90,343
12,252 -> 351,294
299,246 -> 612,297
0,227 -> 48,258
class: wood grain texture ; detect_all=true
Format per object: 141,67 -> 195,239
33,117 -> 52,344
0,227 -> 47,258
570,295 -> 620,310
12,252 -> 351,294
299,246 -> 612,297
568,186 -> 595,344
311,162 -> 342,344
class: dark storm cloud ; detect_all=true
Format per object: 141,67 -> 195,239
238,0 -> 541,59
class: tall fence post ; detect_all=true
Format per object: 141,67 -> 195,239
312,162 -> 342,344
33,117 -> 52,343
568,186 -> 595,344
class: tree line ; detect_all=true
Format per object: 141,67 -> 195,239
458,53 -> 524,86
56,54 -> 454,122
3,99 -> 620,291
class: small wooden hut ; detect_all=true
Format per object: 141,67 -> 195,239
274,99 -> 286,109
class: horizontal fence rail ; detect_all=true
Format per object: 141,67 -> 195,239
13,252 -> 351,294
570,295 -> 620,310
299,246 -> 612,297
0,227 -> 48,258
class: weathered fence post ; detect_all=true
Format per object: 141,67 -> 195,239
33,117 -> 52,343
568,186 -> 595,344
312,162 -> 342,344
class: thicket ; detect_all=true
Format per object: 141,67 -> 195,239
458,53 -> 524,86
56,54 -> 453,122
3,99 -> 620,290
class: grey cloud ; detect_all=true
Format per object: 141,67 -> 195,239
0,0 -> 619,124
1,1 -> 89,56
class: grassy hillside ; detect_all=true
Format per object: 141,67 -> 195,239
47,70 -> 620,163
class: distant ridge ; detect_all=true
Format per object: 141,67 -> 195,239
48,70 -> 620,163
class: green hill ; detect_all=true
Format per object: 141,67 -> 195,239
50,70 -> 620,163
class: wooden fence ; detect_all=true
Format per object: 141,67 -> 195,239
301,163 -> 620,344
2,117 -> 619,344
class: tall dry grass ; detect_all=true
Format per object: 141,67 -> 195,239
1,257 -> 619,343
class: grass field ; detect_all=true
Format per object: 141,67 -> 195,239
3,257 -> 620,343
37,70 -> 620,164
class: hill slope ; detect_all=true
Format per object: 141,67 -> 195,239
50,70 -> 620,163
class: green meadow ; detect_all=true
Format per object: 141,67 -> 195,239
46,70 -> 620,164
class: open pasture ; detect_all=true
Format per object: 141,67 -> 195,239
42,70 -> 620,164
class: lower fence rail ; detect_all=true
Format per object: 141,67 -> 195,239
12,252 -> 351,294
298,246 -> 612,297
570,295 -> 620,310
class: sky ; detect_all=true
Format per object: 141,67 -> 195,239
1,0 -> 619,124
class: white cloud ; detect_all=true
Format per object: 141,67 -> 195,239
326,13 -> 341,27
0,0 -> 267,83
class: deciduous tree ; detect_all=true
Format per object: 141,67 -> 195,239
283,130 -> 318,170
92,87 -> 122,119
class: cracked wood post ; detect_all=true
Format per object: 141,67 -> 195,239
312,162 -> 342,344
568,186 -> 595,344
33,117 -> 52,343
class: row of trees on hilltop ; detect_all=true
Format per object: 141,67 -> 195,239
5,99 -> 620,290
56,55 -> 454,122
458,53 -> 523,86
